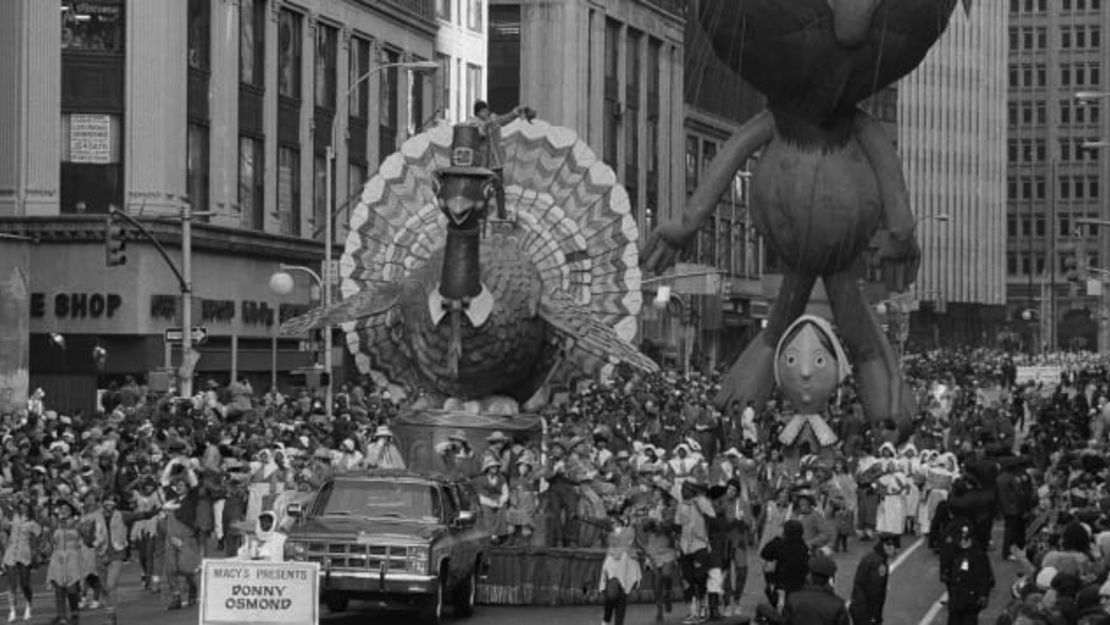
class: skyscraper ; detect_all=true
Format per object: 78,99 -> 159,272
897,0 -> 1009,347
1006,0 -> 1108,351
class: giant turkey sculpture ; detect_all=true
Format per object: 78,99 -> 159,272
282,122 -> 658,412
641,0 -> 972,441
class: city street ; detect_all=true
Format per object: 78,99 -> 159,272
14,526 -> 1018,625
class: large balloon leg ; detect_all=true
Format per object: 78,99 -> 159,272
715,268 -> 817,412
824,269 -> 915,442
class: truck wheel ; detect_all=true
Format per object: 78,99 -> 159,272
419,573 -> 445,625
325,594 -> 349,613
453,569 -> 476,618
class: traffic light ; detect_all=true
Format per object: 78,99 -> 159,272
1064,254 -> 1080,282
105,211 -> 127,266
1075,231 -> 1089,281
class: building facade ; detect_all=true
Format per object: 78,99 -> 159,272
0,0 -> 439,414
896,0 -> 1009,349
487,0 -> 692,363
433,0 -> 488,125
1006,0 -> 1110,352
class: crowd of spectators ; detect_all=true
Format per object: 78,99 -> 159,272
6,347 -> 1110,624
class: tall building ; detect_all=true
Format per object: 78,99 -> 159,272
678,0 -> 768,370
1006,0 -> 1110,352
433,0 -> 488,125
0,0 -> 440,414
487,0 -> 690,360
897,0 -> 1009,348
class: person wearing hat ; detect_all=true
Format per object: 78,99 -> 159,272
364,425 -> 406,470
477,455 -> 509,542
46,498 -> 84,625
794,488 -> 833,553
849,533 -> 898,625
2,497 -> 42,623
781,553 -> 849,625
541,438 -> 580,548
760,519 -> 810,610
505,452 -> 540,546
941,522 -> 993,625
676,478 -> 715,623
96,493 -> 162,624
436,430 -> 479,479
483,431 -> 513,474
468,99 -> 535,219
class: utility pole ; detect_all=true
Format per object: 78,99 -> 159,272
181,202 -> 194,399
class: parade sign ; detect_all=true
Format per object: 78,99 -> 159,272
199,559 -> 319,625
1016,365 -> 1063,386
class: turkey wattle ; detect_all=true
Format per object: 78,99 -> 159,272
281,121 -> 658,410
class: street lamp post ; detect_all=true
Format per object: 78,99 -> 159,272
269,264 -> 326,412
316,59 -> 437,417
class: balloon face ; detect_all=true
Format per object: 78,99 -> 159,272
775,321 -> 840,413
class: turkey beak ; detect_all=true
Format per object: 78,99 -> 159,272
444,197 -> 476,225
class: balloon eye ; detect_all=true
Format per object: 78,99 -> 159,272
815,355 -> 827,367
785,354 -> 797,366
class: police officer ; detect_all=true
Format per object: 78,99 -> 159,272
782,554 -> 850,625
941,523 -> 993,625
850,532 -> 898,624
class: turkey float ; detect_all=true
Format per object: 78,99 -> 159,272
281,121 -> 659,413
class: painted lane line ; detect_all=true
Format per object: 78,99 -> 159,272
919,592 -> 947,625
889,537 -> 925,573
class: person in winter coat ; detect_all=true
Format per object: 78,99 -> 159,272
941,523 -> 993,625
997,457 -> 1036,559
850,533 -> 898,625
782,553 -> 850,625
760,519 -> 810,608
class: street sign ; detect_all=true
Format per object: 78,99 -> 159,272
165,326 -> 209,344
325,259 -> 340,285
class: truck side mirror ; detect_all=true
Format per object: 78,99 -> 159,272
455,510 -> 475,527
286,503 -> 303,519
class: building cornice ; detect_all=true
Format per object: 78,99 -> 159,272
0,216 -> 332,264
342,0 -> 438,38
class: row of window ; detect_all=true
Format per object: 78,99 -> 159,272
1009,26 -> 1102,52
434,0 -> 483,33
1008,63 -> 1102,89
1011,0 -> 1101,12
1006,252 -> 1100,277
1007,213 -> 1098,238
684,133 -> 760,278
61,0 -> 443,241
1007,138 -> 1104,163
1006,176 -> 1101,200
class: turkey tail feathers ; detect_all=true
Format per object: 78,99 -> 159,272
279,284 -> 403,335
343,119 -> 652,388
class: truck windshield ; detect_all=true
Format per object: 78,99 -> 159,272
319,481 -> 441,521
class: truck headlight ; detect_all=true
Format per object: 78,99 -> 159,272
407,546 -> 429,574
285,542 -> 307,562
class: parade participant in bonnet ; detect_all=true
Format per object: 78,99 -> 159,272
2,497 -> 41,623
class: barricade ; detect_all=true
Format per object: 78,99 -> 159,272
476,546 -> 677,606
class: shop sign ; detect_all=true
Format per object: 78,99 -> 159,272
30,292 -> 122,320
150,295 -> 284,327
